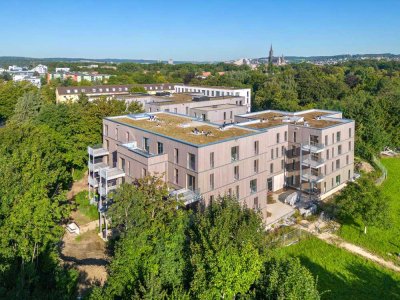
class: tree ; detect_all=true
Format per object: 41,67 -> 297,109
253,257 -> 320,300
129,86 -> 147,93
188,196 -> 266,299
335,177 -> 391,234
9,91 -> 44,124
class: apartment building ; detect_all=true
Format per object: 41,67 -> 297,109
174,84 -> 252,112
56,83 -> 176,102
88,109 -> 355,229
47,72 -> 111,84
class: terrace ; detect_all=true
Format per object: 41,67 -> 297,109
241,110 -> 341,129
114,113 -> 254,145
151,93 -> 240,106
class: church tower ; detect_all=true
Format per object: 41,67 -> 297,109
268,44 -> 274,63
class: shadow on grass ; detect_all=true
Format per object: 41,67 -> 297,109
297,255 -> 400,300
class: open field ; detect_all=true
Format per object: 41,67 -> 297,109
338,157 -> 400,262
274,236 -> 400,300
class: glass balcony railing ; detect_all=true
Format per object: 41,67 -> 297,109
301,143 -> 325,153
301,158 -> 325,168
301,173 -> 325,183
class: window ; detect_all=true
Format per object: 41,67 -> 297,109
276,147 -> 279,158
254,159 -> 259,173
234,165 -> 239,180
174,148 -> 179,164
284,131 -> 288,142
292,145 -> 296,156
337,131 -> 341,142
143,137 -> 150,153
188,153 -> 196,170
142,168 -> 147,177
106,139 -> 109,150
326,149 -> 330,160
228,188 -> 232,197
335,175 -> 341,186
230,111 -> 233,119
325,135 -> 328,146
281,159 -> 284,170
271,149 -> 274,160
281,146 -> 285,156
253,197 -> 259,209
187,174 -> 196,191
210,152 -> 214,168
157,142 -> 164,154
294,132 -> 297,143
338,145 -> 342,155
332,148 -> 335,157
223,112 -> 227,120
120,158 -> 125,171
270,163 -> 274,173
310,135 -> 319,146
311,152 -> 319,161
209,195 -> 214,203
104,125 -> 108,136
276,133 -> 280,143
127,161 -> 130,176
231,146 -> 239,161
254,141 -> 259,155
210,173 -> 214,189
115,128 -> 119,140
346,155 -> 349,165
125,131 -> 129,142
349,141 -> 352,151
292,159 -> 295,170
349,128 -> 352,138
174,168 -> 179,184
235,185 -> 239,199
348,170 -> 351,180
250,179 -> 257,194
336,159 -> 340,169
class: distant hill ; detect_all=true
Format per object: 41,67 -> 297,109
259,53 -> 400,63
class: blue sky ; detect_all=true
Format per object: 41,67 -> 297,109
1,0 -> 399,60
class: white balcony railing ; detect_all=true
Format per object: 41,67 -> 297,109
88,176 -> 99,187
301,158 -> 325,168
88,145 -> 109,157
301,173 -> 325,183
301,143 -> 325,153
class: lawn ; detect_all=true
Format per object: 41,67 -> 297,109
73,191 -> 98,225
338,157 -> 400,262
274,236 -> 400,300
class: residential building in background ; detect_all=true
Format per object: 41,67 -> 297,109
47,71 -> 111,84
88,109 -> 355,229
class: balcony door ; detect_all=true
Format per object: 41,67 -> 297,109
187,174 -> 196,191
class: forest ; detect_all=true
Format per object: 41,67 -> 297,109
0,60 -> 399,298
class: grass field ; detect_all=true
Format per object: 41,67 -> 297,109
274,236 -> 400,300
338,157 -> 400,261
73,191 -> 98,224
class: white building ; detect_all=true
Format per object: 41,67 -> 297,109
174,84 -> 252,112
32,64 -> 48,75
13,74 -> 41,88
55,67 -> 70,73
8,65 -> 23,72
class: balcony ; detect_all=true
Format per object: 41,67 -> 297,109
301,173 -> 325,183
88,176 -> 99,188
99,167 -> 125,181
88,161 -> 108,172
88,144 -> 109,157
99,184 -> 119,196
301,158 -> 325,168
301,143 -> 325,153
170,188 -> 202,206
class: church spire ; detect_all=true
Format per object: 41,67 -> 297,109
268,44 -> 273,63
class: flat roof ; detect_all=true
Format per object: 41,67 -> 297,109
111,113 -> 254,145
241,110 -> 341,129
192,104 -> 242,111
150,94 -> 241,106
176,84 -> 250,90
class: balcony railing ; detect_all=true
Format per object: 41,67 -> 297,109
301,173 -> 325,183
301,158 -> 325,168
170,188 -> 202,206
301,143 -> 325,153
88,144 -> 109,157
99,184 -> 119,196
88,161 -> 108,172
88,176 -> 99,187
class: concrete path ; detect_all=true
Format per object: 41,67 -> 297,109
297,221 -> 400,273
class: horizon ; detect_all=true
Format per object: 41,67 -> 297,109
1,0 -> 399,61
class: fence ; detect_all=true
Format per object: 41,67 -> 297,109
372,156 -> 387,186
266,227 -> 310,248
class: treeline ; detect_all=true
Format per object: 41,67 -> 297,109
89,177 -> 320,299
0,85 -> 142,298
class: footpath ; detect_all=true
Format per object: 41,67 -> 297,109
297,220 -> 400,273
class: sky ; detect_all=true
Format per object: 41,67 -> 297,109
1,0 -> 399,61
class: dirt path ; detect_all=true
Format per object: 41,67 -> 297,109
297,221 -> 400,273
61,230 -> 107,297
67,173 -> 88,200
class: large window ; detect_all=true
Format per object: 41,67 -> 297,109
210,173 -> 214,189
336,131 -> 341,142
310,135 -> 319,146
210,152 -> 214,168
284,131 -> 287,142
270,163 -> 274,173
250,179 -> 257,194
276,133 -> 280,143
338,145 -> 342,155
254,159 -> 259,173
157,142 -> 164,154
174,148 -> 179,164
335,175 -> 341,186
174,168 -> 179,184
254,141 -> 259,155
143,137 -> 150,153
234,165 -> 239,180
188,153 -> 196,171
231,146 -> 239,161
336,159 -> 340,170
187,174 -> 196,191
